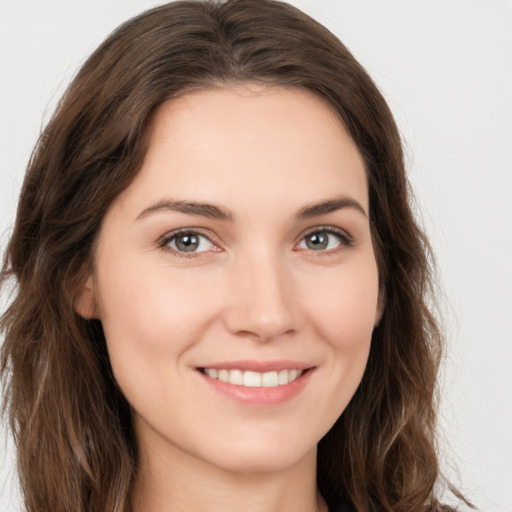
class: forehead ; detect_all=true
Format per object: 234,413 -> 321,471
116,84 -> 368,217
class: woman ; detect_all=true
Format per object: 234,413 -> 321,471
0,1 -> 471,511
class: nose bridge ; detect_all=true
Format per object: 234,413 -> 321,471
224,244 -> 296,341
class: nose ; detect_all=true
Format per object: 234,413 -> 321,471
223,250 -> 298,342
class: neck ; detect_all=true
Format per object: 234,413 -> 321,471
131,430 -> 327,512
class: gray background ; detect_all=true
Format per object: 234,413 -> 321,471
1,1 -> 511,510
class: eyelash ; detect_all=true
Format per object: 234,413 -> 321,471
298,226 -> 354,256
158,228 -> 219,259
158,226 -> 353,259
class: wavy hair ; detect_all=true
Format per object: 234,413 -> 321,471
1,1 -> 465,511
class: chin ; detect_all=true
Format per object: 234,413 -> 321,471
200,432 -> 318,475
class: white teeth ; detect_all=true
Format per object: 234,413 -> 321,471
243,371 -> 261,387
203,368 -> 304,387
262,371 -> 278,387
228,369 -> 243,385
278,369 -> 289,385
206,368 -> 218,379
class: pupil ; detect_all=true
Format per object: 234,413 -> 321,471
176,234 -> 199,252
307,233 -> 328,250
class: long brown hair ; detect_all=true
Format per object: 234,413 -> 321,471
1,1 -> 464,511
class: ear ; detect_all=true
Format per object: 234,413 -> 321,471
75,275 -> 100,319
374,291 -> 385,327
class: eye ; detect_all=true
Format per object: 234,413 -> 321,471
297,228 -> 351,252
161,230 -> 216,255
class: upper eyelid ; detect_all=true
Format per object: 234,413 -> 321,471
301,225 -> 348,235
294,227 -> 355,256
297,225 -> 353,242
158,224 -> 350,236
157,229 -> 220,259
157,225 -> 353,251
158,227 -> 218,245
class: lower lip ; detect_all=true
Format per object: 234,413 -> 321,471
197,369 -> 314,405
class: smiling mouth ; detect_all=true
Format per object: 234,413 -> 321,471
199,368 -> 308,388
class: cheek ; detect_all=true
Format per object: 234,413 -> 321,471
98,261 -> 214,342
94,261 -> 219,392
288,269 -> 378,439
305,260 -> 380,352
94,263 -> 224,427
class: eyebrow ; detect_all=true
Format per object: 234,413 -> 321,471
136,199 -> 233,221
296,196 -> 367,220
136,196 -> 367,222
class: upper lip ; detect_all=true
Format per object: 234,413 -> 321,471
196,360 -> 315,372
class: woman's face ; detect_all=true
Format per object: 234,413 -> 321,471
79,85 -> 382,474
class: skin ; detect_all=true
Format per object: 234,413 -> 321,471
77,84 -> 382,512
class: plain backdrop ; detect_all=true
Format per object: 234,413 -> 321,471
1,1 -> 511,510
